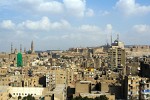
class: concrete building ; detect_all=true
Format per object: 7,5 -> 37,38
0,86 -> 10,100
0,67 -> 8,76
80,91 -> 115,100
140,58 -> 150,78
50,68 -> 67,84
22,76 -> 40,87
108,44 -> 126,68
140,78 -> 150,100
124,75 -> 141,100
51,84 -> 67,100
46,72 -> 56,91
9,87 -> 44,99
75,81 -> 91,94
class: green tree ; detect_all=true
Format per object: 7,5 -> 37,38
95,82 -> 101,91
72,96 -> 83,100
22,94 -> 35,100
72,95 -> 108,100
72,96 -> 94,100
95,95 -> 108,100
8,93 -> 12,98
18,95 -> 21,100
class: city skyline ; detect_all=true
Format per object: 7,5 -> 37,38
0,0 -> 150,52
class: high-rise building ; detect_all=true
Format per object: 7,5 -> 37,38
124,75 -> 141,100
140,56 -> 150,78
108,39 -> 126,68
139,78 -> 150,100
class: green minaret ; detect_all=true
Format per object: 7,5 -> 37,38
17,53 -> 23,67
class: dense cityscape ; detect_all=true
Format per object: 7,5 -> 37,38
0,37 -> 150,100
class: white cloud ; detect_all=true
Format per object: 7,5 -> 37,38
63,0 -> 86,17
37,1 -> 63,13
101,11 -> 110,16
18,16 -> 71,31
116,0 -> 150,16
0,20 -> 15,29
86,8 -> 94,17
133,24 -> 150,33
17,0 -> 63,14
105,24 -> 113,33
0,17 -> 112,50
0,0 -> 94,18
106,24 -> 112,30
79,25 -> 101,33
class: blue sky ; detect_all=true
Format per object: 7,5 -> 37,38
0,0 -> 150,52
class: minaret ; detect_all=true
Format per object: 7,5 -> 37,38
14,48 -> 18,54
20,44 -> 22,53
117,34 -> 119,41
11,43 -> 13,54
111,33 -> 112,45
24,47 -> 26,54
31,40 -> 34,53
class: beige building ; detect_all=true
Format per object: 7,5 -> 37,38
108,40 -> 126,68
0,86 -> 10,100
75,81 -> 91,94
48,68 -> 67,84
0,76 -> 11,86
46,72 -> 56,91
140,78 -> 150,100
23,75 -> 40,87
0,67 -> 8,76
124,75 -> 141,100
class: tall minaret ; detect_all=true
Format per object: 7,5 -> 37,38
31,40 -> 34,53
24,47 -> 26,54
117,34 -> 119,41
11,43 -> 13,54
20,44 -> 22,53
110,33 -> 112,46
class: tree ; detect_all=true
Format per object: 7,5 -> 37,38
72,95 -> 108,100
18,95 -> 21,100
95,95 -> 108,100
22,94 -> 35,100
95,82 -> 101,91
94,75 -> 99,80
9,93 -> 12,98
72,96 -> 83,100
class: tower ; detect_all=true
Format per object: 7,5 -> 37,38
111,33 -> 112,45
20,44 -> 22,53
31,40 -> 34,53
117,33 -> 119,41
11,43 -> 13,54
17,53 -> 23,67
24,47 -> 26,54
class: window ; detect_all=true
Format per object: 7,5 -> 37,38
147,84 -> 149,88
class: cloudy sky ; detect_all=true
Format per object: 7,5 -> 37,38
0,0 -> 150,52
